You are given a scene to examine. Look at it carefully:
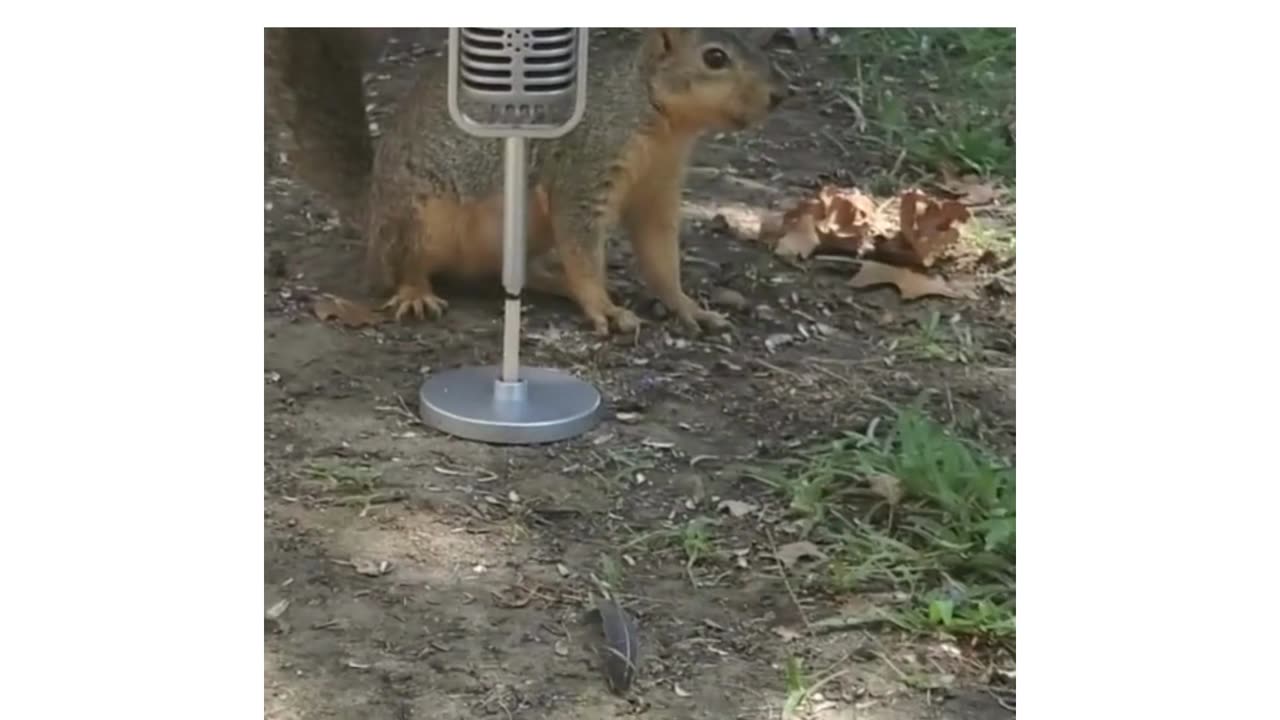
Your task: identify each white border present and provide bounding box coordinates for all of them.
[6,5,1278,719]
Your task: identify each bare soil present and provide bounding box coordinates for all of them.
[265,30,1015,720]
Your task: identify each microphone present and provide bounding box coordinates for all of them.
[448,28,588,138]
[418,29,601,446]
[447,28,589,383]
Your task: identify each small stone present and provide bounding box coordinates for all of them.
[710,288,748,311]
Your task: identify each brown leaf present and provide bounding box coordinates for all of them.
[713,207,766,242]
[867,473,904,506]
[774,541,828,569]
[849,260,970,301]
[313,294,383,328]
[939,167,1007,206]
[898,190,970,267]
[815,185,880,255]
[774,213,821,260]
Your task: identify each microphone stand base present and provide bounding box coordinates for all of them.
[418,365,603,445]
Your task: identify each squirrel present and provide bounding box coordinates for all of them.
[265,28,789,335]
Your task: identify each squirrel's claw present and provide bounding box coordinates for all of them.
[383,286,449,322]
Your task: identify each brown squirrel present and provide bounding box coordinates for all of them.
[265,28,789,335]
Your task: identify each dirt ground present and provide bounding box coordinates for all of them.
[265,30,1015,720]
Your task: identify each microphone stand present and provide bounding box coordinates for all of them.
[418,28,602,446]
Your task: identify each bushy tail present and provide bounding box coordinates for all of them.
[265,28,375,225]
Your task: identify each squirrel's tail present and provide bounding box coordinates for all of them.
[265,28,375,225]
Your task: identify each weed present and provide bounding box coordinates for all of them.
[830,29,1016,181]
[299,459,380,496]
[750,407,1015,638]
[893,310,976,363]
[782,657,809,717]
[599,553,625,591]
[680,517,714,567]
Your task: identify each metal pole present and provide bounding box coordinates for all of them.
[500,135,526,384]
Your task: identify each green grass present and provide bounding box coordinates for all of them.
[829,28,1016,182]
[892,310,976,364]
[749,406,1016,639]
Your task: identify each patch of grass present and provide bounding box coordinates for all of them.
[749,407,1015,639]
[892,310,977,364]
[680,516,714,567]
[299,459,381,496]
[830,28,1016,181]
[599,553,625,590]
[782,656,809,717]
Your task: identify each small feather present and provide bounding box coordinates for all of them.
[595,598,640,693]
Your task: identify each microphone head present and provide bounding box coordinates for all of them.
[447,28,589,139]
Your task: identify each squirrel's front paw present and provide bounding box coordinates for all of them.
[383,285,449,322]
[582,304,642,337]
[673,298,732,334]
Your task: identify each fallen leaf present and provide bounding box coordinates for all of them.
[758,211,786,244]
[897,190,970,267]
[867,473,904,506]
[939,167,1007,206]
[712,207,765,241]
[352,559,390,577]
[773,213,821,260]
[265,599,290,620]
[772,625,803,641]
[313,294,383,328]
[774,541,828,569]
[765,333,796,353]
[849,260,970,301]
[554,639,569,656]
[717,499,759,518]
[815,185,880,254]
[674,683,692,698]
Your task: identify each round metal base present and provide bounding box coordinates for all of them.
[419,365,603,445]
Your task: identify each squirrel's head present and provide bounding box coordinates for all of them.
[644,28,791,132]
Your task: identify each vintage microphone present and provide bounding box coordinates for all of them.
[418,28,603,445]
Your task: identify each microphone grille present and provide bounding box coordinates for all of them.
[458,28,579,96]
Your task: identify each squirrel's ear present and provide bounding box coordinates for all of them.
[651,28,697,56]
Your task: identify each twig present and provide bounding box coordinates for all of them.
[808,613,889,634]
[820,128,849,156]
[986,686,1016,712]
[764,528,812,633]
[804,359,855,387]
[751,358,807,383]
[889,148,908,178]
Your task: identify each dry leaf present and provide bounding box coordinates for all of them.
[265,599,290,620]
[867,473,904,506]
[774,213,821,260]
[772,625,803,642]
[352,559,390,577]
[849,260,969,301]
[939,167,1007,206]
[898,191,970,267]
[815,185,879,254]
[717,499,759,518]
[713,207,766,241]
[313,294,383,328]
[774,541,828,569]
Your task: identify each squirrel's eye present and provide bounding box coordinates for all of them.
[702,47,730,70]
